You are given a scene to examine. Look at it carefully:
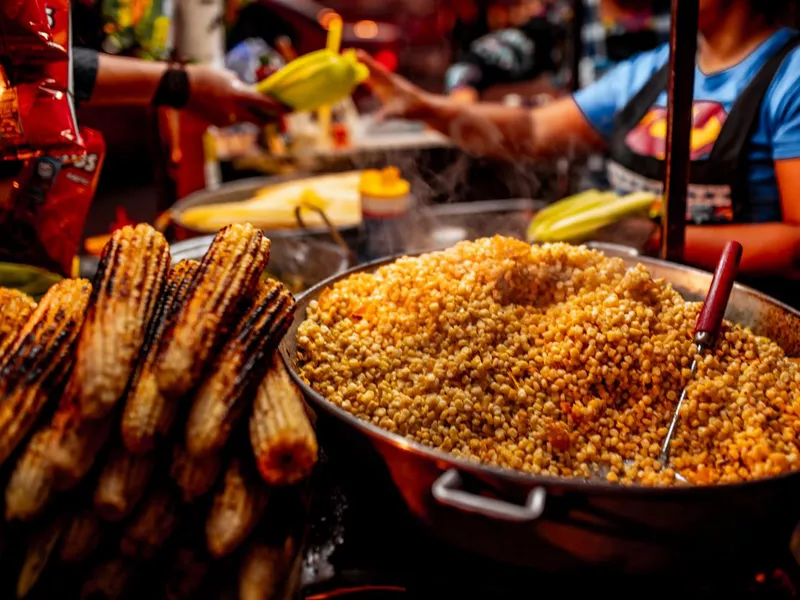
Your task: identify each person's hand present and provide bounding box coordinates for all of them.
[355,50,430,121]
[185,64,287,127]
[449,86,479,105]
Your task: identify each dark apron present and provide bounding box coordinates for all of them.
[606,34,800,307]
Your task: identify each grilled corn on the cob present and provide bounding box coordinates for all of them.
[250,356,317,486]
[0,288,36,357]
[170,443,222,503]
[5,429,56,521]
[80,558,135,600]
[47,380,112,490]
[59,510,102,563]
[206,458,270,558]
[239,536,296,600]
[120,486,179,559]
[94,444,155,521]
[156,224,270,399]
[0,279,92,466]
[76,224,170,419]
[121,260,199,455]
[186,280,295,457]
[17,516,64,598]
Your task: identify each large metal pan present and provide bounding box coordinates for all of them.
[280,242,800,576]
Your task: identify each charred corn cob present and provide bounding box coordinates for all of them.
[80,558,135,600]
[239,536,296,600]
[5,428,56,521]
[94,444,155,521]
[170,443,222,503]
[0,288,36,357]
[0,279,92,466]
[17,516,64,598]
[250,356,317,486]
[76,224,170,419]
[59,510,102,563]
[121,260,200,455]
[163,546,210,600]
[206,458,270,558]
[186,280,295,457]
[47,379,112,491]
[156,224,270,399]
[120,486,179,559]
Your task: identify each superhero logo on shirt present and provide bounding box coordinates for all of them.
[624,101,729,160]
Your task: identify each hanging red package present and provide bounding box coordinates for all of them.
[0,128,105,276]
[0,0,67,61]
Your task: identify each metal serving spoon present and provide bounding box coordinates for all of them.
[660,241,743,481]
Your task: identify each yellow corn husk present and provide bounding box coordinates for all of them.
[156,224,270,400]
[257,49,368,112]
[527,190,615,241]
[185,280,295,458]
[529,191,657,243]
[17,516,64,598]
[0,278,92,466]
[121,259,199,455]
[76,224,170,419]
[238,536,296,600]
[205,457,270,558]
[5,428,56,522]
[59,510,102,564]
[250,355,317,486]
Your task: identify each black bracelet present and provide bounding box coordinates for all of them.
[152,67,190,109]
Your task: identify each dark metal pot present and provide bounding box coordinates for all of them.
[280,242,800,576]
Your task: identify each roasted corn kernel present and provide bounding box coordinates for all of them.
[93,444,155,521]
[297,238,800,486]
[122,260,200,455]
[76,224,170,419]
[0,278,91,465]
[206,457,269,558]
[250,355,317,486]
[0,288,36,357]
[156,224,270,399]
[186,280,295,457]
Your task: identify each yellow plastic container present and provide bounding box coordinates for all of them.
[359,168,412,260]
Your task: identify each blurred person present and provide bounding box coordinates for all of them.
[444,0,672,103]
[357,0,800,301]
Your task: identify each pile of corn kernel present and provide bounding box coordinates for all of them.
[296,237,800,486]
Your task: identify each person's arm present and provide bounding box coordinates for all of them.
[359,51,604,160]
[682,159,800,276]
[76,49,285,126]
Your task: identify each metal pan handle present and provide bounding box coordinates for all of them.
[432,469,546,523]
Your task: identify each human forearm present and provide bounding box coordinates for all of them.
[86,53,169,106]
[685,224,800,276]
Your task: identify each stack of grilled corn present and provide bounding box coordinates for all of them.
[0,223,317,599]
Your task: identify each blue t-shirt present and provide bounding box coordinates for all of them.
[573,28,800,223]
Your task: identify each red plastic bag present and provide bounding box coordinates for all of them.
[0,67,82,160]
[0,0,67,61]
[0,128,105,276]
